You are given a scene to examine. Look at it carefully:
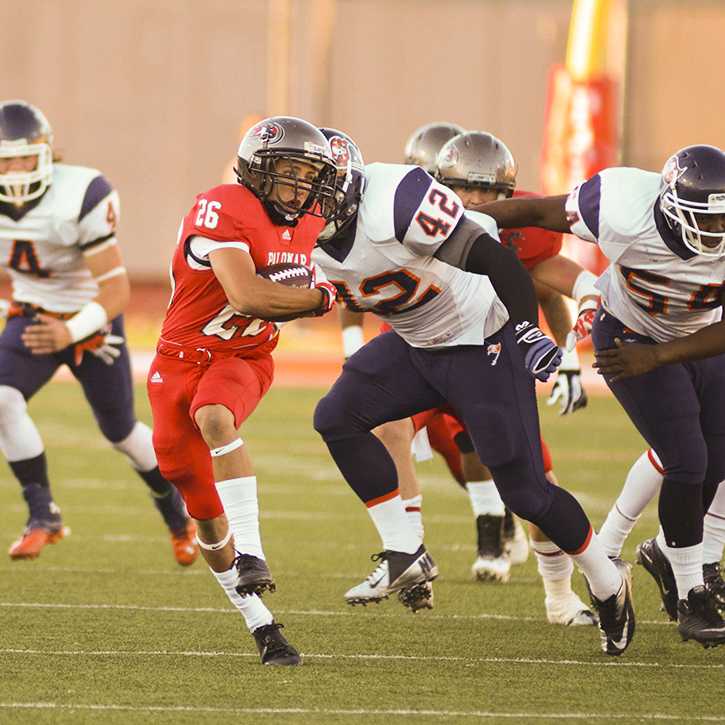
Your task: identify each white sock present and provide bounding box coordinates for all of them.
[216,476,264,560]
[210,566,273,632]
[402,495,424,543]
[0,385,44,460]
[704,480,725,565]
[598,450,663,558]
[367,494,420,554]
[466,480,505,517]
[532,539,574,597]
[111,421,158,471]
[570,530,622,601]
[657,529,703,599]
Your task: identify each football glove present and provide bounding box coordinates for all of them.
[74,328,125,366]
[310,263,338,317]
[514,321,562,382]
[547,347,588,415]
[565,297,599,351]
[0,299,9,319]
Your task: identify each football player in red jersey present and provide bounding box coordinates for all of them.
[147,116,339,666]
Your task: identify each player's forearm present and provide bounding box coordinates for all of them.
[537,289,572,347]
[476,195,570,232]
[228,277,323,320]
[94,273,130,320]
[651,321,725,367]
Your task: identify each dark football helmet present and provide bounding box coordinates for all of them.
[403,121,466,173]
[660,144,725,257]
[435,131,517,198]
[235,116,339,221]
[318,127,365,241]
[0,100,54,205]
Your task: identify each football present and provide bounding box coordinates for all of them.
[256,263,313,288]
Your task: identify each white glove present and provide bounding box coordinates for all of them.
[89,333,125,365]
[0,299,10,319]
[547,347,588,415]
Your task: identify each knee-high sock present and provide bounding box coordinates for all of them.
[704,480,725,565]
[210,566,273,632]
[216,477,264,560]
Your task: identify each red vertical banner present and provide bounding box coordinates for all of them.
[541,65,618,274]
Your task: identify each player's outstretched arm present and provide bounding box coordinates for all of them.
[474,195,570,232]
[209,247,332,320]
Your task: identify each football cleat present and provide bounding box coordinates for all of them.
[171,521,199,567]
[545,593,597,626]
[703,562,725,613]
[398,580,434,613]
[588,558,635,656]
[344,545,438,610]
[503,508,529,565]
[9,521,68,560]
[472,514,511,582]
[252,622,302,666]
[677,586,725,648]
[635,537,678,621]
[234,553,276,596]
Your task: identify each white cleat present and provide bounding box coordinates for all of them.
[545,593,598,626]
[345,545,438,611]
[472,554,511,583]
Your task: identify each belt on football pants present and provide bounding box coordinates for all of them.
[156,341,249,365]
[8,301,75,321]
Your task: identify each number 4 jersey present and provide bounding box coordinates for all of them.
[160,183,323,352]
[312,162,508,348]
[566,167,725,342]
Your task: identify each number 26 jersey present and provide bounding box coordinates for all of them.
[312,163,508,349]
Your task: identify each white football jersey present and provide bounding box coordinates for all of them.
[566,167,725,342]
[312,162,508,348]
[0,163,120,313]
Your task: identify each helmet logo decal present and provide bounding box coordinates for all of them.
[438,145,459,169]
[328,135,351,168]
[251,121,285,145]
[663,154,687,188]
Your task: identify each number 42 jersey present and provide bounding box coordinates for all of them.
[312,163,508,348]
[566,167,725,343]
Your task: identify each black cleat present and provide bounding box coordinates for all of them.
[234,553,276,596]
[588,558,635,656]
[677,586,725,648]
[252,622,302,666]
[635,537,678,621]
[703,562,725,614]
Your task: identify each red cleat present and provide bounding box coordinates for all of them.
[9,525,68,560]
[171,521,199,566]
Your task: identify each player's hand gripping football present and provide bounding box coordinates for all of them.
[547,347,588,415]
[310,263,338,317]
[514,321,562,382]
[21,313,73,355]
[565,296,599,352]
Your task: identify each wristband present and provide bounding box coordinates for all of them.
[342,325,365,358]
[65,301,108,343]
[572,270,599,303]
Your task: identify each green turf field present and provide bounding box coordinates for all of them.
[0,384,723,724]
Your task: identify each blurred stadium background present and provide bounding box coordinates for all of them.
[2,0,724,387]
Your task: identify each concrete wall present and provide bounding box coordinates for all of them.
[1,0,723,278]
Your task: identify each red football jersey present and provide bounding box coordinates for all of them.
[159,184,324,352]
[499,190,563,271]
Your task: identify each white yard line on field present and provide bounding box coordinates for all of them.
[0,599,680,627]
[0,703,722,721]
[0,647,722,671]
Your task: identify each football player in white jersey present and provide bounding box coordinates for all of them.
[0,100,197,564]
[312,131,635,656]
[478,144,725,647]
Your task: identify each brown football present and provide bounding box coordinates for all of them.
[256,263,313,288]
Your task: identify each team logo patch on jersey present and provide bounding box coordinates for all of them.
[252,121,285,145]
[486,342,502,366]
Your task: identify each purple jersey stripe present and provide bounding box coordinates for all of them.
[79,175,113,221]
[577,174,601,240]
[393,167,433,242]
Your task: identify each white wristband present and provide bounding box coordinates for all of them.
[342,325,365,358]
[572,270,599,303]
[65,301,108,343]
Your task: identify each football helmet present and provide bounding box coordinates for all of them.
[659,144,725,257]
[235,116,338,221]
[435,131,517,198]
[403,121,466,173]
[0,100,54,205]
[318,127,365,240]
